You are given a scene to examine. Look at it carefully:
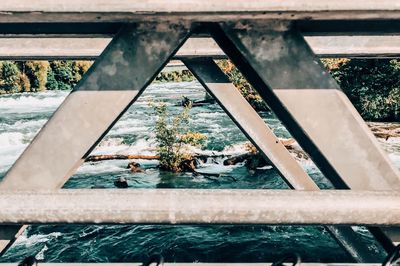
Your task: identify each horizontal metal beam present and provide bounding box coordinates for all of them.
[0,262,381,266]
[1,1,400,22]
[0,36,399,60]
[1,21,400,36]
[0,38,224,60]
[307,36,400,58]
[0,190,399,226]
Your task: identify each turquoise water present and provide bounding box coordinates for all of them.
[0,82,399,263]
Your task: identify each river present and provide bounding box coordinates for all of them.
[0,82,399,263]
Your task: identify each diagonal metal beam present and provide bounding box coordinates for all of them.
[183,58,316,190]
[209,21,400,190]
[183,57,381,263]
[0,22,191,256]
[207,21,399,254]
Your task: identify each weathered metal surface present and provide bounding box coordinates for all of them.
[1,1,400,22]
[307,36,400,58]
[0,38,224,60]
[0,190,398,225]
[0,262,381,266]
[208,20,399,252]
[0,22,190,256]
[1,20,400,37]
[0,22,190,190]
[210,21,400,191]
[183,58,380,262]
[183,58,316,190]
[1,36,400,59]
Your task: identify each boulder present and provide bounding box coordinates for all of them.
[114,177,129,188]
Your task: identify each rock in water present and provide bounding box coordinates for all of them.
[127,161,144,173]
[91,185,106,189]
[142,253,164,266]
[18,256,37,266]
[180,158,197,172]
[114,177,128,188]
[181,96,193,107]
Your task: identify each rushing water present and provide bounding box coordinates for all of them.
[0,82,399,263]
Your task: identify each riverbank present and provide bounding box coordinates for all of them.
[0,59,398,121]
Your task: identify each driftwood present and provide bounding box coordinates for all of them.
[368,123,400,140]
[179,96,216,108]
[223,152,253,166]
[85,138,305,170]
[127,161,144,173]
[85,154,159,162]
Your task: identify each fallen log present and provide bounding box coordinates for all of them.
[85,138,308,172]
[368,123,400,140]
[85,154,159,162]
[223,152,252,166]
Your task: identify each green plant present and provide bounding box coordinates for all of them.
[216,60,269,111]
[153,102,207,172]
[24,61,49,91]
[0,61,22,93]
[322,58,400,121]
[49,61,75,90]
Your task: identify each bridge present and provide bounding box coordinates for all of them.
[0,1,399,265]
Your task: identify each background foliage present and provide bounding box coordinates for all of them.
[0,60,93,93]
[0,59,399,121]
[322,58,400,121]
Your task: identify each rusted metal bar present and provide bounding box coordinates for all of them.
[0,190,398,225]
[0,22,190,256]
[183,58,382,262]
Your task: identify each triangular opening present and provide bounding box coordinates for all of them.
[66,63,287,190]
[0,60,86,181]
[0,60,354,263]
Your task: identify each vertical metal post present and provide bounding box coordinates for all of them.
[183,57,381,262]
[0,22,191,256]
[207,21,397,254]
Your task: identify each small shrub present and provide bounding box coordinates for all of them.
[153,102,207,172]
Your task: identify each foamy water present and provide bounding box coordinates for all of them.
[0,82,399,263]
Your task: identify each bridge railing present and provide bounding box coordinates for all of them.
[0,2,399,264]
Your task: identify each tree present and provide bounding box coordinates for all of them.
[0,61,22,93]
[49,61,75,90]
[323,59,400,121]
[46,67,59,90]
[24,61,49,91]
